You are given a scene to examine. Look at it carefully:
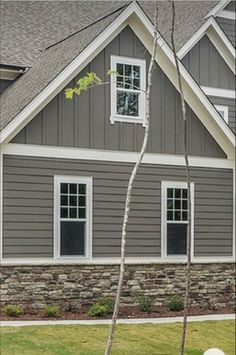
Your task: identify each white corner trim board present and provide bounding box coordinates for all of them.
[1,143,235,169]
[0,1,235,158]
[201,87,236,99]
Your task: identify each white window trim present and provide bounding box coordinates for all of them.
[110,55,146,125]
[201,86,236,99]
[161,181,195,260]
[214,105,229,123]
[54,175,92,260]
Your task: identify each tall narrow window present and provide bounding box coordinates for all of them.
[110,56,146,124]
[162,181,194,258]
[54,176,92,258]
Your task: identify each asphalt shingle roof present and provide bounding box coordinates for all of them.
[0,1,219,133]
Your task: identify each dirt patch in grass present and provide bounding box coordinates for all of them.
[0,305,234,321]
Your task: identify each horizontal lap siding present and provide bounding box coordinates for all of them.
[208,96,236,133]
[2,155,233,258]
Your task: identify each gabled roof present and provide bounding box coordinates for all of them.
[0,1,234,158]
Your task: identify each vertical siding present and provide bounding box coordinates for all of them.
[208,96,236,133]
[2,155,233,259]
[11,26,226,159]
[216,17,235,46]
[182,35,235,89]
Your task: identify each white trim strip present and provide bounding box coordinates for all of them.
[1,257,235,266]
[201,86,236,99]
[1,144,234,169]
[204,0,230,18]
[217,9,236,20]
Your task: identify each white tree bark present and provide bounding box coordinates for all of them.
[170,2,192,355]
[104,4,159,355]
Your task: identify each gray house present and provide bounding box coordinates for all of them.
[0,0,235,309]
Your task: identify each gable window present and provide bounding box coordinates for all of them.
[162,181,194,258]
[214,105,229,123]
[110,55,146,125]
[54,176,92,259]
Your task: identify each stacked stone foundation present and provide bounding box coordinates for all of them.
[0,263,235,310]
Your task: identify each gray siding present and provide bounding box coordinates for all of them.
[224,1,235,11]
[216,17,235,46]
[208,96,236,133]
[182,35,235,90]
[12,26,226,159]
[2,155,233,258]
[0,79,11,93]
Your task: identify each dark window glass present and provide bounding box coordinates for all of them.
[133,78,140,90]
[79,184,86,195]
[117,76,123,88]
[175,211,181,221]
[133,65,140,78]
[167,211,173,221]
[61,195,68,206]
[117,92,139,117]
[61,208,68,218]
[79,196,86,206]
[79,208,86,219]
[182,200,187,210]
[70,184,77,194]
[117,63,123,75]
[69,208,77,218]
[61,183,68,194]
[69,196,77,206]
[125,64,131,76]
[175,189,181,198]
[125,77,132,89]
[182,211,188,221]
[167,199,173,209]
[175,199,181,209]
[167,224,187,255]
[167,188,173,198]
[61,221,85,256]
[182,189,187,198]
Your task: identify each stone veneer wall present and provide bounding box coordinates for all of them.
[0,263,235,309]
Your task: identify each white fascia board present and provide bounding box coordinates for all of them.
[204,0,230,18]
[0,1,235,155]
[1,143,235,169]
[178,17,235,74]
[217,9,236,20]
[201,86,236,98]
[0,68,22,81]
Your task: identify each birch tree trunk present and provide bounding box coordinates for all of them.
[104,4,159,355]
[170,2,192,355]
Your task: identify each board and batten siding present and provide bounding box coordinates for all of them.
[208,96,235,133]
[182,35,235,90]
[216,18,235,47]
[2,155,233,259]
[12,26,226,159]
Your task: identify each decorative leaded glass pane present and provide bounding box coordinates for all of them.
[117,92,139,117]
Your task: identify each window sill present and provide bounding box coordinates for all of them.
[110,115,146,126]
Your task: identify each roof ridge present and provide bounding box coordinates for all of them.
[45,3,130,51]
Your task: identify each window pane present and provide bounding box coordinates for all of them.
[79,184,86,195]
[182,200,187,210]
[167,223,187,255]
[69,195,77,207]
[117,63,123,75]
[117,92,139,117]
[117,76,123,88]
[125,64,131,76]
[79,208,86,219]
[182,189,187,198]
[167,199,173,209]
[61,183,68,194]
[125,77,132,89]
[61,208,68,218]
[175,211,181,221]
[133,78,140,90]
[167,188,173,198]
[133,65,140,78]
[175,199,181,209]
[175,189,181,198]
[182,211,188,221]
[167,211,173,221]
[61,221,85,256]
[79,196,86,206]
[69,184,77,194]
[69,208,77,218]
[61,195,68,206]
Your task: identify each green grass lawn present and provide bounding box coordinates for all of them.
[0,321,235,355]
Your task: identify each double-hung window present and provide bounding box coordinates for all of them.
[110,56,146,125]
[54,176,92,259]
[162,181,194,258]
